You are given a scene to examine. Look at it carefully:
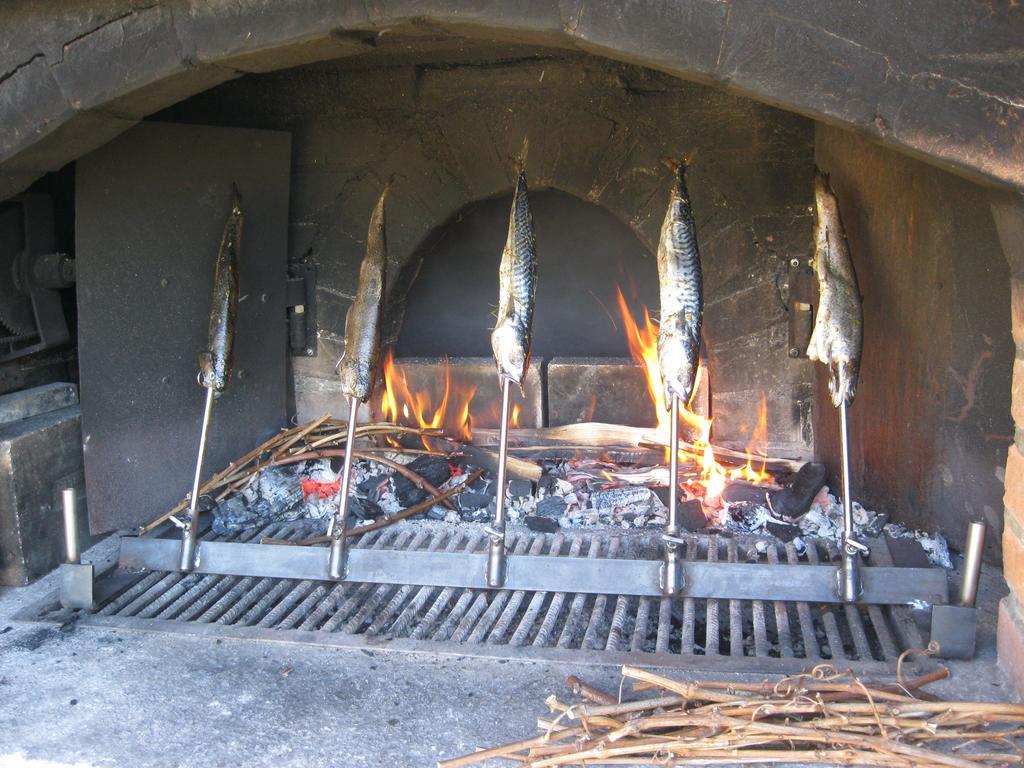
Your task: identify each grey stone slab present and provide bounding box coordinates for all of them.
[0,382,78,426]
[547,357,656,428]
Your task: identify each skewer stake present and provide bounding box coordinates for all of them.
[327,395,360,580]
[486,378,513,588]
[661,393,683,595]
[179,385,216,572]
[838,399,864,602]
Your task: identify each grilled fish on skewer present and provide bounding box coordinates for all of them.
[491,163,537,389]
[807,170,862,407]
[337,189,387,402]
[656,159,704,409]
[199,185,243,397]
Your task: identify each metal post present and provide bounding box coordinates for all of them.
[959,521,986,607]
[59,486,94,610]
[62,488,79,564]
[179,386,215,572]
[838,399,864,602]
[486,378,512,588]
[661,393,683,595]
[327,396,360,580]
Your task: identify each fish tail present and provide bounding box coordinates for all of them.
[516,137,530,174]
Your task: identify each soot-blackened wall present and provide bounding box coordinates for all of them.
[815,124,1014,556]
[159,45,818,457]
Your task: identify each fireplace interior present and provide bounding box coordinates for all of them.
[1,12,1022,714]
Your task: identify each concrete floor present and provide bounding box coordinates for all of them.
[0,534,1017,768]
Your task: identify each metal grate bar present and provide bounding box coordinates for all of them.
[509,534,564,647]
[605,538,634,652]
[557,537,602,649]
[27,523,933,675]
[582,537,619,650]
[806,543,845,658]
[486,534,548,644]
[704,538,720,656]
[786,542,820,659]
[767,544,795,658]
[728,539,744,657]
[409,532,485,641]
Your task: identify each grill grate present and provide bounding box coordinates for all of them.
[26,521,927,674]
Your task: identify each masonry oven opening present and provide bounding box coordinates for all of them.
[4,34,1017,670]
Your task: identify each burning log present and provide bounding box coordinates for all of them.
[440,663,1024,768]
[454,442,542,483]
[473,422,803,474]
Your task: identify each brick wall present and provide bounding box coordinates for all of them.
[996,203,1024,692]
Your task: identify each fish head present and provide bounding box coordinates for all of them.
[491,323,527,385]
[828,359,860,408]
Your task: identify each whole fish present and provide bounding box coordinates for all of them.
[491,165,537,389]
[806,170,862,407]
[198,185,243,398]
[337,188,387,402]
[656,160,703,409]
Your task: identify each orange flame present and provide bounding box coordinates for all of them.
[380,350,476,448]
[614,287,771,502]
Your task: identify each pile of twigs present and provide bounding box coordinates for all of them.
[441,664,1024,768]
[139,414,446,534]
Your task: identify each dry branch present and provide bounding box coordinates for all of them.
[440,663,1023,768]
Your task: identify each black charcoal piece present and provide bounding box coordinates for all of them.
[426,506,448,520]
[525,515,560,533]
[769,462,827,519]
[766,521,801,541]
[357,474,388,496]
[348,497,384,521]
[408,455,452,487]
[678,498,710,531]
[536,496,567,517]
[457,492,493,512]
[723,482,769,505]
[507,479,533,499]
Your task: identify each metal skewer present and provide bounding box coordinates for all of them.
[838,398,866,601]
[661,393,683,595]
[327,395,360,580]
[179,385,215,571]
[486,377,513,588]
[178,186,243,573]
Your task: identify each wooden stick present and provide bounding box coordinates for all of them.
[437,725,585,768]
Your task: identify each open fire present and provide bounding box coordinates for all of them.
[377,286,773,514]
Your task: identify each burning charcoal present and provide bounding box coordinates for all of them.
[723,482,769,505]
[457,492,493,512]
[536,496,567,518]
[525,515,560,533]
[508,479,534,499]
[770,462,827,519]
[766,521,801,542]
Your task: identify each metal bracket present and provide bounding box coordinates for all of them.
[786,259,816,359]
[286,262,318,357]
[59,562,95,610]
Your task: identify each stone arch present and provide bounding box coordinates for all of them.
[1,1,1022,203]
